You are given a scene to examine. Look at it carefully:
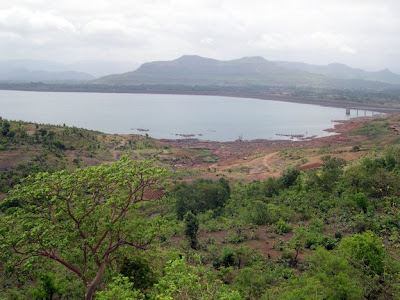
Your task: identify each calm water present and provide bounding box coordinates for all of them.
[0,90,375,141]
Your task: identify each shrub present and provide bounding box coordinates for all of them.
[274,219,292,234]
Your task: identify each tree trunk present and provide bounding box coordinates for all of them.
[85,264,106,300]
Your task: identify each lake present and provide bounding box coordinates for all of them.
[0,90,375,141]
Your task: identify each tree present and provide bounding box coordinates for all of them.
[319,155,346,191]
[95,275,143,300]
[174,179,229,219]
[184,211,199,249]
[0,156,167,300]
[31,273,60,300]
[151,257,243,300]
[339,231,385,276]
[1,121,10,137]
[289,226,308,261]
[280,168,300,189]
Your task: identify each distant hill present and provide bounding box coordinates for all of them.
[93,55,400,89]
[0,59,139,82]
[0,60,95,82]
[275,61,400,85]
[94,55,327,86]
[67,60,139,77]
[0,69,95,82]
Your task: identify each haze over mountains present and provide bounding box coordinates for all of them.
[276,61,400,85]
[0,59,139,82]
[2,56,400,89]
[94,55,400,89]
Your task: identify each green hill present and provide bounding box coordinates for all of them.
[94,55,400,89]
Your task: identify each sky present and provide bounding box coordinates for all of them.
[0,0,400,74]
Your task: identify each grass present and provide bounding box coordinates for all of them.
[187,149,212,156]
[203,157,220,163]
[351,124,388,138]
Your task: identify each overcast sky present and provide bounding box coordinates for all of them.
[1,0,399,73]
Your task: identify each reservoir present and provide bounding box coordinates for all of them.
[0,90,375,142]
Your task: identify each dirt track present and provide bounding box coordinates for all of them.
[155,115,388,181]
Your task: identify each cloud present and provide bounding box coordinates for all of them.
[0,7,76,34]
[0,0,398,72]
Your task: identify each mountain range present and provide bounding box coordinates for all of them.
[94,55,400,89]
[275,61,400,85]
[1,56,400,89]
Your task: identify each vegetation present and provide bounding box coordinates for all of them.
[0,118,400,299]
[0,156,167,299]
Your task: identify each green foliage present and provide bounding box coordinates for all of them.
[150,257,243,300]
[233,267,267,299]
[174,179,230,220]
[31,274,60,300]
[1,124,400,299]
[95,275,143,300]
[279,168,300,189]
[184,211,199,249]
[1,121,10,137]
[221,246,236,267]
[274,219,292,234]
[246,202,290,225]
[352,124,387,138]
[120,257,157,291]
[289,226,307,260]
[349,192,368,213]
[339,231,385,276]
[276,248,364,299]
[0,156,167,299]
[316,155,346,191]
[276,230,400,299]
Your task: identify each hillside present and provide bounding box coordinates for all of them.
[1,114,400,299]
[276,61,400,84]
[94,55,400,89]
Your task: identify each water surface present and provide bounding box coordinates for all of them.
[0,90,375,141]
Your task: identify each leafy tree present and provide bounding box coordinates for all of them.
[0,156,167,300]
[1,121,10,137]
[321,155,346,172]
[218,177,231,195]
[289,226,308,261]
[261,177,280,198]
[174,179,229,219]
[120,257,156,291]
[339,231,385,276]
[95,275,143,300]
[151,257,243,300]
[352,192,368,213]
[233,267,267,299]
[318,155,346,191]
[31,274,60,300]
[306,248,363,299]
[275,262,362,300]
[221,246,236,267]
[246,200,269,225]
[246,201,283,225]
[274,219,292,234]
[184,212,199,249]
[279,168,300,189]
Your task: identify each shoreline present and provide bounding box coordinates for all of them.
[1,86,400,113]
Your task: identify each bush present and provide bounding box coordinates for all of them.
[221,247,236,267]
[174,179,230,220]
[120,257,156,291]
[184,212,199,249]
[274,219,292,234]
